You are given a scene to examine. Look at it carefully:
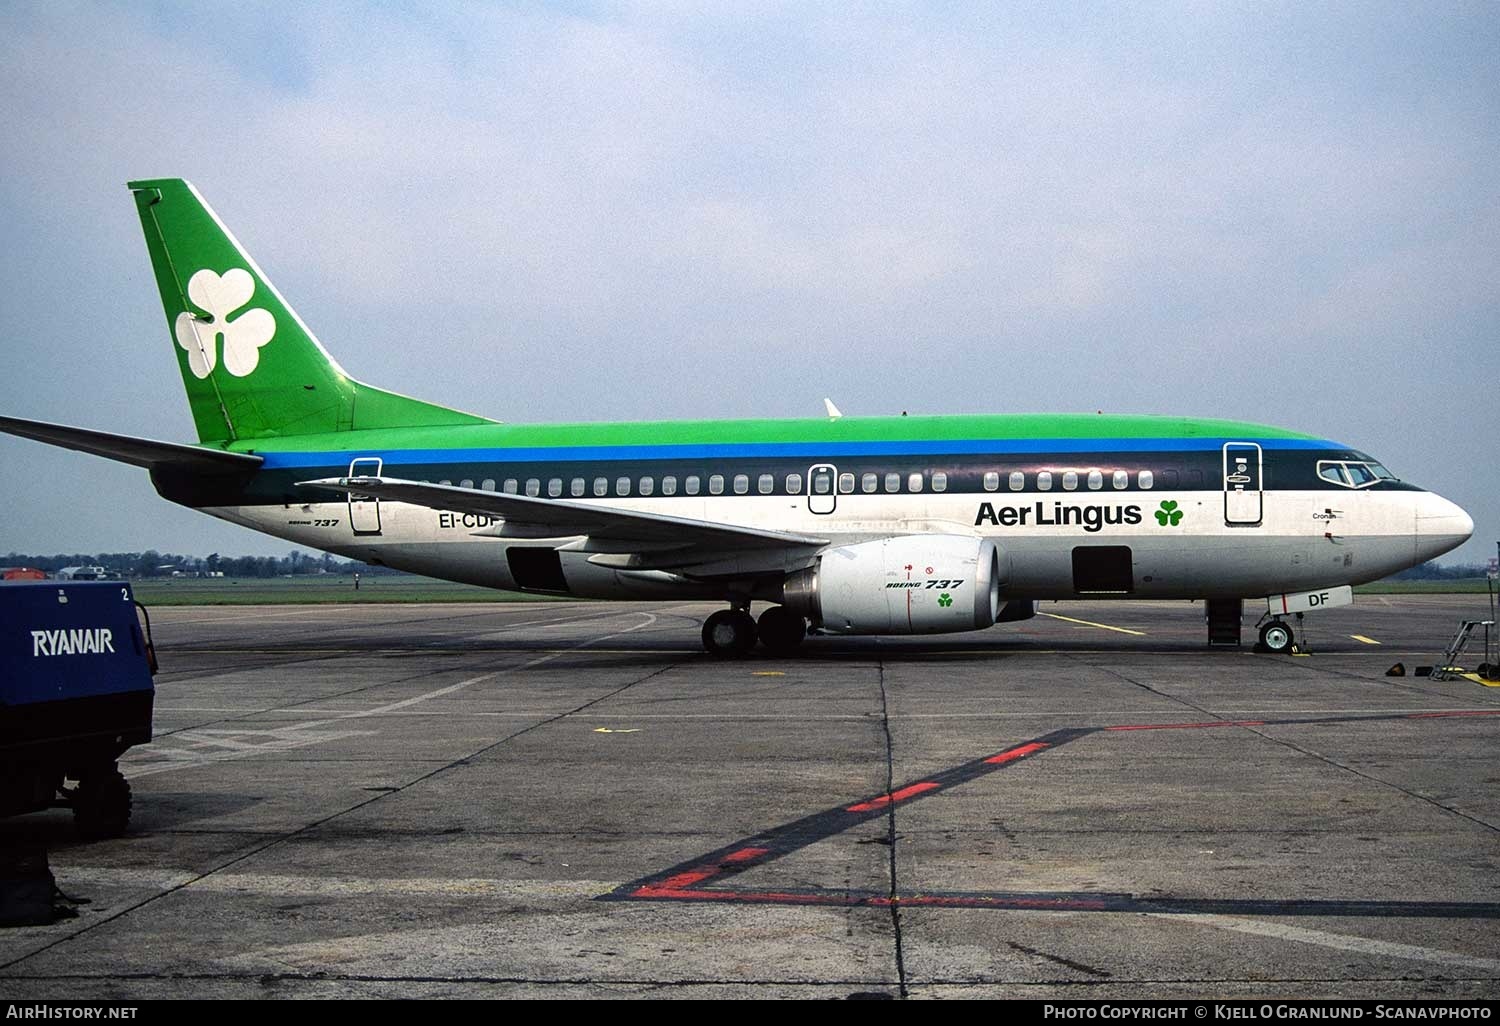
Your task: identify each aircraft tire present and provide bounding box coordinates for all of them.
[1259,620,1294,654]
[703,609,757,658]
[757,606,807,656]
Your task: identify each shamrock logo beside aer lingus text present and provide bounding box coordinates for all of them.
[1155,500,1184,526]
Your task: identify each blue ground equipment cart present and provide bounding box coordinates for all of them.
[1,581,157,837]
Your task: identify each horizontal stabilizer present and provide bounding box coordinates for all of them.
[0,415,263,473]
[297,476,827,551]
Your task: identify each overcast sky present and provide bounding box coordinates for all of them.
[1,3,1495,565]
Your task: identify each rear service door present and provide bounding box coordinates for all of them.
[348,457,383,535]
[1222,443,1262,526]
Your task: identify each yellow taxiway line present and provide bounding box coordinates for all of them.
[1039,612,1146,636]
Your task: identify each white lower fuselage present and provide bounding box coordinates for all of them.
[201,483,1472,603]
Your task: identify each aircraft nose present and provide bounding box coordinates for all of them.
[1414,492,1474,561]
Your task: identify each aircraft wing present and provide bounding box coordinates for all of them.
[297,476,828,570]
[0,415,264,472]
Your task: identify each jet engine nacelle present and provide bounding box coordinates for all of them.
[783,535,1003,635]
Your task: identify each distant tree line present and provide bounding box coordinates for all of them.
[1,550,407,579]
[1387,560,1490,581]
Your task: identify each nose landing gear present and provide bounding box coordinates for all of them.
[1257,619,1296,654]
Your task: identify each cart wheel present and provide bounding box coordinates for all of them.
[73,765,132,839]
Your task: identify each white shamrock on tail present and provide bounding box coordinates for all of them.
[173,269,276,378]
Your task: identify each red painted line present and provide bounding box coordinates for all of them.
[629,886,1112,911]
[632,847,772,897]
[984,741,1049,765]
[847,780,940,813]
[1406,711,1500,720]
[722,846,770,863]
[891,894,1111,910]
[1105,720,1266,731]
[655,868,719,891]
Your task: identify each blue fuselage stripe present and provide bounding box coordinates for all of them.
[257,437,1342,470]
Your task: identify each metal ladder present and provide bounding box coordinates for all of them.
[1431,620,1495,681]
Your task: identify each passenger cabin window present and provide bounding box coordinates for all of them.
[440,480,452,486]
[1062,471,1078,491]
[686,475,701,495]
[1087,470,1102,490]
[733,474,749,495]
[1037,471,1053,491]
[616,476,631,496]
[503,479,518,494]
[639,477,654,496]
[783,473,802,494]
[838,473,854,494]
[907,472,923,493]
[758,474,774,494]
[984,471,1000,492]
[1111,470,1127,490]
[884,472,900,493]
[862,473,878,493]
[547,478,562,497]
[570,478,585,497]
[525,479,540,497]
[932,472,947,492]
[662,476,677,496]
[709,475,724,495]
[1138,470,1153,490]
[481,479,496,491]
[1008,471,1024,491]
[460,479,474,490]
[593,477,608,496]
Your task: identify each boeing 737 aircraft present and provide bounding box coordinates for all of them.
[1,180,1475,656]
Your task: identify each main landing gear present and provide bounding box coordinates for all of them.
[701,605,807,658]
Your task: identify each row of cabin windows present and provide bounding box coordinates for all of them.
[983,469,1154,492]
[435,468,1155,497]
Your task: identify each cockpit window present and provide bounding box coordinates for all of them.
[1318,460,1389,489]
[1318,462,1350,487]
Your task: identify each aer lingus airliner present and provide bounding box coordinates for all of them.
[0,180,1474,656]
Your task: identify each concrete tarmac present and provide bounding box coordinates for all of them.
[2,595,1498,999]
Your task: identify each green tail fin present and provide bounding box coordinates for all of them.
[128,178,493,444]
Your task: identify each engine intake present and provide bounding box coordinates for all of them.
[783,535,1003,635]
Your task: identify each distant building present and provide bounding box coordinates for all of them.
[2,567,46,581]
[57,565,109,580]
